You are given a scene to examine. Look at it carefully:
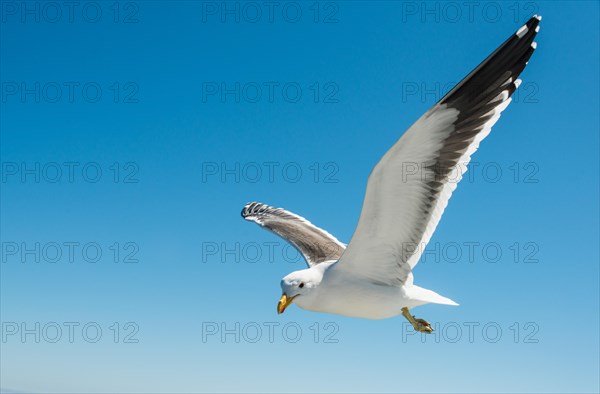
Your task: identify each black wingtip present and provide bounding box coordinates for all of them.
[241,202,257,218]
[518,15,542,38]
[241,201,272,219]
[438,13,541,112]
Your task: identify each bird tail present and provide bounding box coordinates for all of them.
[409,285,459,306]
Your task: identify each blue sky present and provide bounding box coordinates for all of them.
[1,1,598,393]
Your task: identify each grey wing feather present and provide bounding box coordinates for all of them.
[334,16,541,286]
[241,202,345,267]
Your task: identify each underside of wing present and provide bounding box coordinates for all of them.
[335,16,541,286]
[241,202,346,267]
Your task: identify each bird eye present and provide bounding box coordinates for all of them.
[299,282,305,288]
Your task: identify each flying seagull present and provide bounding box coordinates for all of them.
[242,16,541,333]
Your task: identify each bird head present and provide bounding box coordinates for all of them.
[277,269,318,314]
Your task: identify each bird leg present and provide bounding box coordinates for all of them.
[401,307,433,334]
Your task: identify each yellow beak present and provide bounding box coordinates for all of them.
[277,293,297,314]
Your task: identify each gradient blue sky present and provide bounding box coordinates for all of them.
[1,1,599,393]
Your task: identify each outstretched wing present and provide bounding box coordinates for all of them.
[334,16,541,286]
[242,202,346,267]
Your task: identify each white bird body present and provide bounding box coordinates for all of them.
[290,262,456,320]
[241,16,541,330]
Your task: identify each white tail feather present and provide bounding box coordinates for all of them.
[409,285,459,306]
